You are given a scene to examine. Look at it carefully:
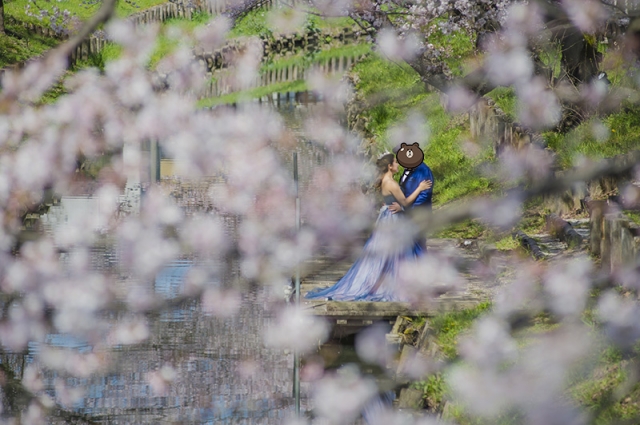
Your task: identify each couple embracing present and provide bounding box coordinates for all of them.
[305,143,434,302]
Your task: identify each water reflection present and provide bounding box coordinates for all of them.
[8,94,336,423]
[16,250,310,423]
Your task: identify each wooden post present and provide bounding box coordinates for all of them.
[602,216,612,270]
[620,223,636,266]
[610,218,623,272]
[587,200,605,257]
[293,151,301,417]
[150,140,160,183]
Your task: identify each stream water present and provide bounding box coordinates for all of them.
[15,93,344,424]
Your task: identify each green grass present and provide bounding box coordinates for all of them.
[228,7,272,38]
[518,199,547,234]
[543,104,640,169]
[305,13,356,31]
[429,302,493,360]
[410,303,492,413]
[197,79,308,107]
[0,21,60,67]
[4,0,168,28]
[228,6,358,39]
[625,211,640,226]
[486,87,517,122]
[198,42,369,106]
[569,343,640,425]
[422,94,493,204]
[494,235,519,251]
[261,42,371,72]
[435,220,486,239]
[26,9,363,105]
[424,20,477,77]
[352,54,493,206]
[424,306,640,425]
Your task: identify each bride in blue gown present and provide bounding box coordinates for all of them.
[305,153,432,302]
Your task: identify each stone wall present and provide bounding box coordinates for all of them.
[195,27,368,74]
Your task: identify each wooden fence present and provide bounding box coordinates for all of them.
[0,0,365,89]
[0,0,280,85]
[587,199,640,271]
[604,0,640,16]
[202,52,365,98]
[468,97,538,156]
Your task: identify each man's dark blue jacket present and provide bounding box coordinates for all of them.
[399,162,434,209]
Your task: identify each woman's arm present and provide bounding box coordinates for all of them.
[384,179,431,208]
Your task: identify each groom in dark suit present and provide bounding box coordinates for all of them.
[389,142,434,251]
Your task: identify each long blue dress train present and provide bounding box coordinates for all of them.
[305,195,424,302]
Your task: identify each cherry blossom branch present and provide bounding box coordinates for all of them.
[413,149,640,235]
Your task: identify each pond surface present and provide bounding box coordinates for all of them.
[18,94,343,424]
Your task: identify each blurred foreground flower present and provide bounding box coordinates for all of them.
[148,364,177,396]
[312,364,378,425]
[264,306,330,354]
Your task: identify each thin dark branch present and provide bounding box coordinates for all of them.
[412,150,640,235]
[54,0,116,60]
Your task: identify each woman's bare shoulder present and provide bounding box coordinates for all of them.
[380,175,399,195]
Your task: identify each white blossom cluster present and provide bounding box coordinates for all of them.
[0,0,639,423]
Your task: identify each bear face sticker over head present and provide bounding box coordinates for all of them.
[396,142,424,170]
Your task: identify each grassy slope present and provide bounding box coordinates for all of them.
[0,20,60,67]
[411,303,640,425]
[4,0,168,27]
[228,6,357,39]
[198,42,372,107]
[544,105,640,169]
[351,54,493,208]
[351,37,640,425]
